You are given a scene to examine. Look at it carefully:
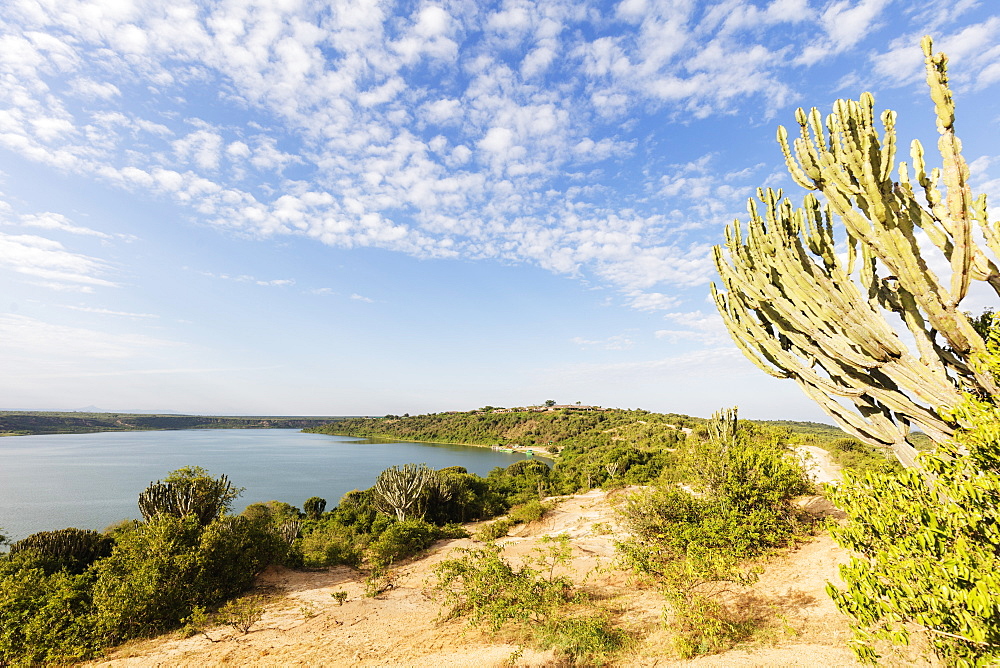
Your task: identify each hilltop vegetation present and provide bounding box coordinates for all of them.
[310,405,698,448]
[309,406,897,487]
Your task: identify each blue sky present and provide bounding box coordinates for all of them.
[1,0,998,420]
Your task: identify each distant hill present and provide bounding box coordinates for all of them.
[0,412,346,436]
[307,406,703,450]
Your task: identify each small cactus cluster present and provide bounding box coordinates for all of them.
[712,37,999,468]
[9,527,113,572]
[138,474,235,525]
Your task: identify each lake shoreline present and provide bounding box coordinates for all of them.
[316,431,557,460]
[0,429,531,542]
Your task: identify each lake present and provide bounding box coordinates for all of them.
[0,429,530,542]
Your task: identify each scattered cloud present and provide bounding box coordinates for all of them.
[0,0,995,317]
[571,334,634,350]
[196,270,295,287]
[350,293,374,303]
[0,232,117,290]
[654,310,730,345]
[15,212,111,238]
[0,313,174,359]
[60,305,159,318]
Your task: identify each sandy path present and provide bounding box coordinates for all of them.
[794,445,842,485]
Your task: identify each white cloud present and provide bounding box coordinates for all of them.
[61,305,159,318]
[798,0,891,66]
[571,334,634,350]
[68,77,121,99]
[654,309,729,344]
[173,128,224,170]
[0,232,117,289]
[0,314,172,360]
[350,293,374,302]
[2,0,989,321]
[16,212,111,238]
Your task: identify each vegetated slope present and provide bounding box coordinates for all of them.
[0,412,344,436]
[308,407,699,449]
[311,408,901,486]
[92,485,925,668]
[310,407,708,493]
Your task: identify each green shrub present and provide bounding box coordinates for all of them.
[433,542,576,633]
[616,455,809,660]
[536,614,627,666]
[217,595,265,634]
[508,498,553,524]
[90,513,284,643]
[433,539,625,664]
[300,522,364,567]
[667,593,757,659]
[0,562,100,665]
[364,566,394,597]
[475,518,513,541]
[367,519,437,566]
[827,382,1000,665]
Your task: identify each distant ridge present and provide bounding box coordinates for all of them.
[74,406,183,414]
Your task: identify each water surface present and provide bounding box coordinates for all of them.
[0,429,527,542]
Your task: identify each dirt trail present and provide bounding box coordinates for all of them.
[91,483,927,667]
[794,445,842,485]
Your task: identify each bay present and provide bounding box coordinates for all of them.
[0,429,529,542]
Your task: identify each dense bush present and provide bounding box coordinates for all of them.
[827,367,1000,665]
[303,496,327,520]
[0,560,99,665]
[0,468,290,665]
[367,519,439,566]
[299,521,366,568]
[615,417,812,658]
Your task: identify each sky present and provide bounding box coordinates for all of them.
[1,0,999,420]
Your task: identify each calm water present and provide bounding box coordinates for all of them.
[0,429,529,542]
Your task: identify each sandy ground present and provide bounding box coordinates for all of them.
[91,448,933,667]
[794,445,843,485]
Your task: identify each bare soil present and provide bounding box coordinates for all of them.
[90,449,935,667]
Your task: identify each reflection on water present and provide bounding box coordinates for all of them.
[0,429,528,542]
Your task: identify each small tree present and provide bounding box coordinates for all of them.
[303,496,327,520]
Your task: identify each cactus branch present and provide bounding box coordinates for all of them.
[712,37,997,467]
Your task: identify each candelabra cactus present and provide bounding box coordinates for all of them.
[9,527,113,573]
[371,463,434,521]
[712,37,999,468]
[708,407,739,452]
[138,472,236,526]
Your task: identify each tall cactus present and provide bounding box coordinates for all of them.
[712,37,999,468]
[371,463,435,521]
[138,472,236,526]
[708,407,739,452]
